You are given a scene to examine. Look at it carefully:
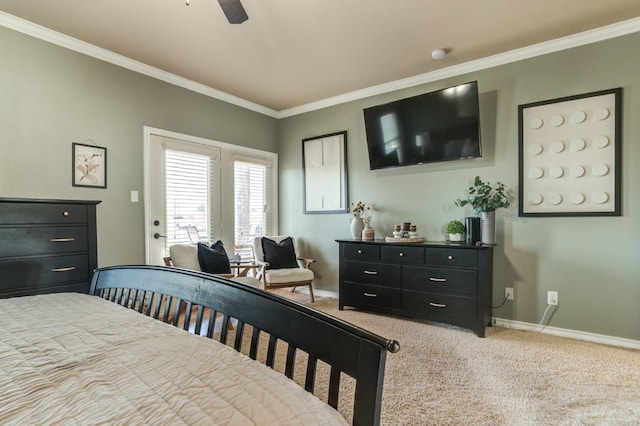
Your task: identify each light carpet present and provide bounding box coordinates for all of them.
[302,297,640,425]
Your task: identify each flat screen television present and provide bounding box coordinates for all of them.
[363,81,482,170]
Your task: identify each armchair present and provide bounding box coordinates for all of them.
[251,236,315,302]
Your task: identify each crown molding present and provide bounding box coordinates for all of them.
[277,16,640,118]
[0,11,279,118]
[2,11,639,119]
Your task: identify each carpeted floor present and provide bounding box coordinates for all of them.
[300,297,640,425]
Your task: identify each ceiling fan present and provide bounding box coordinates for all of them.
[185,0,249,24]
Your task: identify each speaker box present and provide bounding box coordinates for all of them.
[465,216,481,245]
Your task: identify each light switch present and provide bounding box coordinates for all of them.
[131,191,139,203]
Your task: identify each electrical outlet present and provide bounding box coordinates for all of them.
[547,291,558,306]
[505,287,514,300]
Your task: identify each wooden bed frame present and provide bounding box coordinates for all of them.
[90,265,399,426]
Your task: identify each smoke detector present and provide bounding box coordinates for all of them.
[431,48,447,60]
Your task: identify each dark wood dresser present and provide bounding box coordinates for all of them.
[337,239,493,337]
[0,198,101,298]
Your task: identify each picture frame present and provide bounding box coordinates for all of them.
[302,131,348,214]
[72,142,107,188]
[518,88,621,216]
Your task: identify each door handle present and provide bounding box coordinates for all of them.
[153,233,167,239]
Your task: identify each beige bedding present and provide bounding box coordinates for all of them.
[0,293,347,425]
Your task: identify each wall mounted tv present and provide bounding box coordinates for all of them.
[363,81,482,170]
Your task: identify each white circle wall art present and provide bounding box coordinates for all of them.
[550,141,565,153]
[549,166,564,178]
[529,143,543,155]
[570,139,586,151]
[571,111,587,124]
[592,136,610,149]
[549,114,564,127]
[548,193,563,205]
[530,194,543,205]
[592,164,609,177]
[570,192,585,205]
[592,192,609,204]
[593,107,610,121]
[529,117,543,129]
[569,166,585,178]
[529,167,544,179]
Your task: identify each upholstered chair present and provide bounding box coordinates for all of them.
[251,236,315,302]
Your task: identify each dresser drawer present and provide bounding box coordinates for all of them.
[403,266,477,297]
[0,203,88,225]
[381,245,424,264]
[343,260,401,287]
[0,227,88,257]
[402,290,476,327]
[0,254,90,291]
[427,248,477,268]
[342,282,401,309]
[342,243,380,261]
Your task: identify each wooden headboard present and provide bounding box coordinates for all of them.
[90,265,399,426]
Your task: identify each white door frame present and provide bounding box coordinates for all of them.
[143,126,279,264]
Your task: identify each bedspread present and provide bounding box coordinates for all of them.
[0,293,347,425]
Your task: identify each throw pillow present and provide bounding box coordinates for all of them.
[261,237,299,269]
[197,241,232,274]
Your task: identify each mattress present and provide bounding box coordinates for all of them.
[0,293,347,425]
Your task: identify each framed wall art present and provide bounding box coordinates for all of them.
[302,131,348,214]
[72,142,107,188]
[518,88,621,217]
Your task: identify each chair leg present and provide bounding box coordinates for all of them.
[308,283,315,303]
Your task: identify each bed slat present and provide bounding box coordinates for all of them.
[305,355,318,393]
[249,327,261,360]
[266,334,278,368]
[285,345,297,379]
[328,366,341,409]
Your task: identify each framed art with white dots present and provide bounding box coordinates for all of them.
[518,88,621,216]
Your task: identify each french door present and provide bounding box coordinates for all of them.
[146,133,221,265]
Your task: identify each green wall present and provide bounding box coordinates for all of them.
[0,26,277,267]
[2,24,638,341]
[277,32,640,340]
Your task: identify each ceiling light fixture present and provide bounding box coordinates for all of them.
[431,48,447,60]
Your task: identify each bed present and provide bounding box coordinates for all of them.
[0,265,399,425]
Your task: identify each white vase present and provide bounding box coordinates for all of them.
[480,211,496,245]
[350,217,364,239]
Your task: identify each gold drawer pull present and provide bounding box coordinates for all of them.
[429,302,446,308]
[364,293,378,298]
[51,267,76,272]
[429,277,447,282]
[63,211,70,217]
[50,238,75,242]
[363,270,378,275]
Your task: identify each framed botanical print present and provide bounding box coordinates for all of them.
[72,142,107,188]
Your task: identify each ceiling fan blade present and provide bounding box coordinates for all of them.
[217,0,249,24]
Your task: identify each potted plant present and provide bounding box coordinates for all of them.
[446,220,465,242]
[454,176,510,244]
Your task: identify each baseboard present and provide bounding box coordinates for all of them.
[493,317,640,350]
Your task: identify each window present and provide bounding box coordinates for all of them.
[233,159,273,260]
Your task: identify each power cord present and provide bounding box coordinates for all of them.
[492,295,509,309]
[536,304,554,331]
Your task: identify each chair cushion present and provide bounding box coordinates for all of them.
[264,268,314,284]
[169,244,201,271]
[197,241,232,274]
[261,237,299,269]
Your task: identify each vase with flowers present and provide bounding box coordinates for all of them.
[348,201,371,239]
[454,176,510,245]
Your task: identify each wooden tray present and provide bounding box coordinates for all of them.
[384,236,424,243]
